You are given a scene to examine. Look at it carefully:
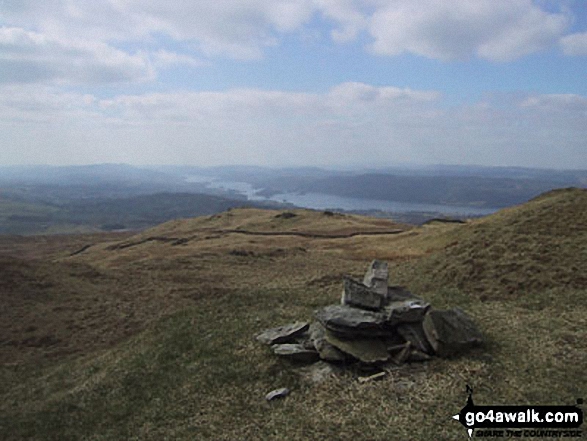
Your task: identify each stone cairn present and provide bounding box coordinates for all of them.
[256,260,483,375]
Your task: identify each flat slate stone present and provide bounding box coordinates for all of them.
[341,276,384,310]
[272,344,319,363]
[315,304,390,338]
[324,330,390,364]
[309,322,347,362]
[423,308,483,358]
[386,285,422,302]
[363,260,388,297]
[255,321,309,345]
[385,299,430,326]
[396,322,434,355]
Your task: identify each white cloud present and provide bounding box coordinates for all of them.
[0,0,575,62]
[368,0,569,61]
[1,83,585,168]
[0,27,153,84]
[150,50,205,69]
[560,31,587,55]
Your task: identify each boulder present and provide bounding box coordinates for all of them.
[309,322,347,362]
[324,330,390,364]
[340,276,384,310]
[422,308,483,358]
[315,304,390,338]
[272,344,319,363]
[396,322,434,355]
[362,260,388,297]
[255,322,309,345]
[385,299,430,326]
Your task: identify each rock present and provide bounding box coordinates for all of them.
[422,308,483,358]
[385,299,430,326]
[391,343,412,365]
[255,322,309,345]
[298,361,339,385]
[265,388,289,401]
[315,304,390,338]
[324,330,390,364]
[363,260,388,297]
[387,285,422,302]
[397,322,434,355]
[340,276,384,310]
[408,349,432,362]
[308,322,347,362]
[272,344,319,363]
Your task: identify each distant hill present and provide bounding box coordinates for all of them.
[0,192,274,235]
[288,174,583,208]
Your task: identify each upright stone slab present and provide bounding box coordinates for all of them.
[315,304,390,338]
[341,277,384,310]
[255,322,309,345]
[363,260,388,298]
[422,308,483,358]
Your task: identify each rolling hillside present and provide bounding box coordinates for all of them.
[0,190,585,440]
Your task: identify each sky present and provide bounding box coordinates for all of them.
[1,0,586,169]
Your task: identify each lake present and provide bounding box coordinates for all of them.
[186,176,498,217]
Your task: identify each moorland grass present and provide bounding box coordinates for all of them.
[1,192,585,440]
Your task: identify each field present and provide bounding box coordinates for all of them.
[1,189,585,440]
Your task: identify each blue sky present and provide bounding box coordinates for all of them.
[1,0,586,169]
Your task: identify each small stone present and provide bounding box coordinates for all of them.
[255,322,309,345]
[363,260,388,297]
[315,304,390,338]
[384,299,430,326]
[272,343,319,363]
[265,388,290,401]
[341,276,384,310]
[397,322,434,354]
[324,330,390,364]
[423,308,483,358]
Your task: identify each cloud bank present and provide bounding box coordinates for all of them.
[1,83,585,168]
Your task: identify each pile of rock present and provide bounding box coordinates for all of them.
[256,260,483,368]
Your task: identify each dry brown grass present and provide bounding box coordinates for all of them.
[0,193,585,440]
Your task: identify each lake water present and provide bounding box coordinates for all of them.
[186,176,498,217]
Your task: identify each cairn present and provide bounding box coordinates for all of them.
[256,260,483,368]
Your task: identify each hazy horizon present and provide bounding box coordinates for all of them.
[2,1,587,169]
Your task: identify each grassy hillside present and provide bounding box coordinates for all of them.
[0,192,585,440]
